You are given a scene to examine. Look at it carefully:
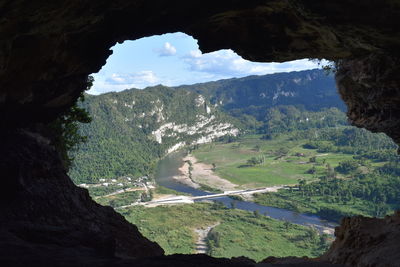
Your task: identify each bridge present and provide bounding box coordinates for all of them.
[192,187,282,200]
[128,186,284,207]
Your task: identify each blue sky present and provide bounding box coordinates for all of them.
[88,32,324,95]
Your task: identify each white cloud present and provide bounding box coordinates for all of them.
[183,49,322,77]
[107,71,158,85]
[88,71,160,94]
[156,42,177,56]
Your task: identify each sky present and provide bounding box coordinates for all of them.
[88,32,325,95]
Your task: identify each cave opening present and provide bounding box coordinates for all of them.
[2,1,400,266]
[68,32,399,261]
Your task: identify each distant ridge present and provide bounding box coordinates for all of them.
[70,69,345,183]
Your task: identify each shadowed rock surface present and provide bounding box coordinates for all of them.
[336,54,400,146]
[0,0,399,266]
[0,129,164,263]
[322,212,400,266]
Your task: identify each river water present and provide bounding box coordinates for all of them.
[155,151,337,234]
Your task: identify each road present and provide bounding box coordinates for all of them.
[124,186,283,207]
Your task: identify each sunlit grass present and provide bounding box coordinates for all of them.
[193,134,356,187]
[120,203,329,260]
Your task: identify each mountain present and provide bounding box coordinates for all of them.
[69,69,345,184]
[69,86,239,183]
[177,69,345,121]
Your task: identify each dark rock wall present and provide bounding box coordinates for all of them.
[322,212,400,266]
[0,128,164,264]
[1,0,400,266]
[337,54,400,146]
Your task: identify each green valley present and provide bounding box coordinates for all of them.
[65,69,399,262]
[193,133,355,188]
[69,69,343,185]
[191,127,399,222]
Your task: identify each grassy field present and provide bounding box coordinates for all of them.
[192,134,398,221]
[193,134,354,188]
[120,202,329,261]
[252,192,377,222]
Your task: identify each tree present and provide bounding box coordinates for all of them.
[212,163,217,171]
[211,201,225,210]
[109,199,117,208]
[140,192,152,202]
[306,166,317,174]
[335,160,359,174]
[298,179,307,188]
[188,165,193,180]
[326,163,336,178]
[276,147,289,157]
[208,230,221,248]
[247,156,264,166]
[48,75,93,170]
[283,220,290,230]
[298,179,307,197]
[247,157,258,166]
[261,134,272,140]
[253,210,261,218]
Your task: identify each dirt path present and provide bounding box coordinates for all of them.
[194,223,220,254]
[176,154,237,191]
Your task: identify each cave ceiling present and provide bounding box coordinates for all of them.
[0,0,399,141]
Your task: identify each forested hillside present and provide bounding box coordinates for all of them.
[70,86,239,183]
[69,69,346,184]
[178,69,345,130]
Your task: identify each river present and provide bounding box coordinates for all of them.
[155,150,337,234]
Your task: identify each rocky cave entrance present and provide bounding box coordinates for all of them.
[1,1,400,266]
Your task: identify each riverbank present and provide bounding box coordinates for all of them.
[252,188,380,223]
[174,154,238,191]
[154,151,337,232]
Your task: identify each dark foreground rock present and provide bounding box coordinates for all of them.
[322,212,400,266]
[336,54,400,146]
[0,129,164,264]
